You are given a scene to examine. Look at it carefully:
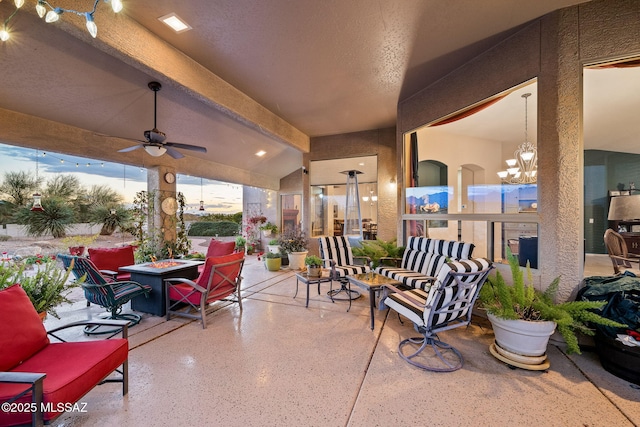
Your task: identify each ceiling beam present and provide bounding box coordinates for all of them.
[0,108,280,189]
[16,1,310,154]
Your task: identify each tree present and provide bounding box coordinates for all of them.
[88,205,132,236]
[44,175,83,202]
[0,171,41,207]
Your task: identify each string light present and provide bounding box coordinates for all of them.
[1,0,123,42]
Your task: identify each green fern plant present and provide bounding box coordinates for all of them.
[479,247,626,354]
[352,238,404,268]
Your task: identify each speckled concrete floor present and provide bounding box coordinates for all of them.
[43,255,639,427]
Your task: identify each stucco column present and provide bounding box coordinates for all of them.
[148,166,178,247]
[538,9,583,299]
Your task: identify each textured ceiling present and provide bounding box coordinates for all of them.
[0,0,595,187]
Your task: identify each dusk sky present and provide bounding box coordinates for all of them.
[0,143,242,214]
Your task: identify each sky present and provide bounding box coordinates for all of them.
[0,143,243,214]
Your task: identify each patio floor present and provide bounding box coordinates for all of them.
[40,253,639,427]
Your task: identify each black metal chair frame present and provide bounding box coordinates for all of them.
[384,266,493,372]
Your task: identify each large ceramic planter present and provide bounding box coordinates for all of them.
[488,313,556,357]
[265,257,281,271]
[287,251,308,271]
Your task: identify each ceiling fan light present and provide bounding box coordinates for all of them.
[144,145,167,157]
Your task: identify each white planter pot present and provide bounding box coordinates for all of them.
[287,251,308,271]
[487,313,556,357]
[268,245,280,254]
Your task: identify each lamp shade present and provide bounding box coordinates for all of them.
[608,195,640,221]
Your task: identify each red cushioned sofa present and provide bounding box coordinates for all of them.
[0,285,129,427]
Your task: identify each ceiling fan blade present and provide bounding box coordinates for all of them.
[118,144,143,153]
[165,142,207,153]
[165,147,185,159]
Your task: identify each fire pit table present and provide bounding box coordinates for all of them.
[120,259,203,316]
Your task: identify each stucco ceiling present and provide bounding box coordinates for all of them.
[0,0,596,188]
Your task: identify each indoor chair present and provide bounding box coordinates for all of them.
[57,254,151,335]
[318,236,370,308]
[383,258,493,372]
[604,228,640,275]
[164,251,245,329]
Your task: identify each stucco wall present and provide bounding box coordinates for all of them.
[397,0,640,300]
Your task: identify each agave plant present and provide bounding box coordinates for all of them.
[13,197,74,238]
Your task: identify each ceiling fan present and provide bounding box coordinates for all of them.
[117,81,207,159]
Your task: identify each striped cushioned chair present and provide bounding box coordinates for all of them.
[383,257,493,371]
[318,236,370,307]
[58,254,151,335]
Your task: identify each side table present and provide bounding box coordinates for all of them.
[294,270,332,308]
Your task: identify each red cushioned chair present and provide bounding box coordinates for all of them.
[88,245,136,282]
[197,240,236,275]
[165,251,245,329]
[0,285,129,427]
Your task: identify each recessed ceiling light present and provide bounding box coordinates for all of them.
[256,150,267,157]
[158,13,192,33]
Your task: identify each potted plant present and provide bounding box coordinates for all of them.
[267,238,280,254]
[304,255,323,277]
[264,251,282,271]
[278,227,308,271]
[352,238,405,268]
[0,261,81,319]
[61,234,98,256]
[479,248,626,362]
[260,222,278,237]
[235,236,247,252]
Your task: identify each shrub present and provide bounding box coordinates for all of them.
[13,197,75,238]
[0,235,10,242]
[188,221,239,236]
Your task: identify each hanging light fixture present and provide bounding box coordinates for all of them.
[199,178,205,211]
[30,149,44,212]
[497,93,537,184]
[1,0,124,42]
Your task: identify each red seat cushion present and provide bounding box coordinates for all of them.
[88,246,135,274]
[0,339,128,425]
[170,252,244,305]
[0,285,49,371]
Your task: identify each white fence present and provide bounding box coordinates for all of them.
[0,223,100,238]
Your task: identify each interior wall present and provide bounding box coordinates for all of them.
[397,0,640,300]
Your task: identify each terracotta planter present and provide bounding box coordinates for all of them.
[69,246,85,256]
[488,313,556,357]
[38,311,46,321]
[306,266,321,277]
[287,251,308,271]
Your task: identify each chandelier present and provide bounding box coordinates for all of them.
[0,0,123,42]
[497,93,537,184]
